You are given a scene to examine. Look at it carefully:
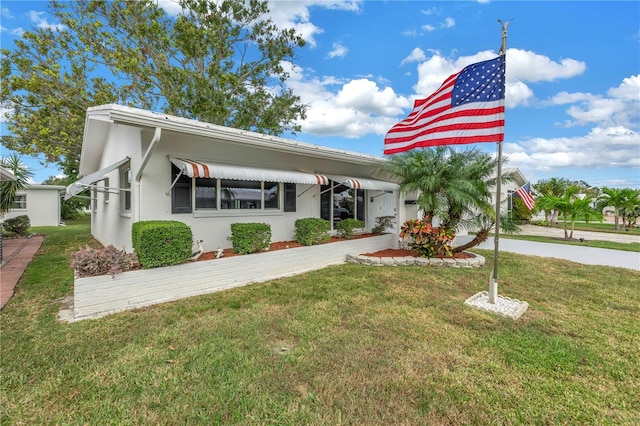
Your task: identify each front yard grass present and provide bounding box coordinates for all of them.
[1,220,639,424]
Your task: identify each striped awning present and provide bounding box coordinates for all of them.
[326,175,399,191]
[170,158,329,185]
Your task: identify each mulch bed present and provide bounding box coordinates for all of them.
[198,233,471,261]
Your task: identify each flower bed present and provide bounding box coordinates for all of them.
[64,233,396,322]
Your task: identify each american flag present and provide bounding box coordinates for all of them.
[384,55,506,154]
[514,182,536,210]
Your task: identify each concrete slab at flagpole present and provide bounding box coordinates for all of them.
[464,291,529,320]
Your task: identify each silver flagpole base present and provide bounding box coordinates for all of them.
[488,272,498,304]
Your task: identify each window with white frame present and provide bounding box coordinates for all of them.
[320,182,365,226]
[11,194,26,210]
[170,164,291,213]
[103,178,110,203]
[120,164,131,213]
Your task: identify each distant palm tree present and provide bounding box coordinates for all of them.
[596,187,638,230]
[379,146,518,253]
[1,153,33,215]
[533,177,572,224]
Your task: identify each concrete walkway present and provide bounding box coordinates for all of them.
[0,235,45,310]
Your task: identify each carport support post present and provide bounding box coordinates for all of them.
[489,20,510,304]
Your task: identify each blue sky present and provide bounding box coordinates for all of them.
[1,0,639,189]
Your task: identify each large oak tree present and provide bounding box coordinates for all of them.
[1,0,307,176]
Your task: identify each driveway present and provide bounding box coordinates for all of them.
[469,225,640,271]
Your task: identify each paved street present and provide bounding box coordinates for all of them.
[467,224,640,271]
[476,238,640,271]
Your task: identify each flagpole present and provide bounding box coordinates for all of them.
[489,20,509,304]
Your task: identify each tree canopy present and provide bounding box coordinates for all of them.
[1,0,307,176]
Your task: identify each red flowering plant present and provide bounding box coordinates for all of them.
[399,219,455,258]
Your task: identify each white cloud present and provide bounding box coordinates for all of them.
[286,65,410,137]
[267,1,362,48]
[1,7,13,19]
[412,48,586,108]
[156,0,183,17]
[28,10,65,31]
[400,48,426,66]
[506,49,586,82]
[421,8,439,16]
[505,125,640,172]
[548,74,640,129]
[608,74,640,101]
[441,17,455,29]
[422,24,435,32]
[9,27,24,37]
[327,42,348,59]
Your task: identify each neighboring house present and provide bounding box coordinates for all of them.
[3,185,66,227]
[500,167,529,214]
[66,104,405,253]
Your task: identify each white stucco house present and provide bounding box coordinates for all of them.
[66,104,406,253]
[3,184,66,227]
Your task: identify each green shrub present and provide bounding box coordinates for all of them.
[372,215,395,234]
[3,215,30,236]
[229,223,271,254]
[399,219,454,258]
[335,218,364,239]
[71,245,139,277]
[131,220,193,268]
[294,218,330,246]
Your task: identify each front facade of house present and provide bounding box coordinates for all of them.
[68,105,406,253]
[3,185,65,227]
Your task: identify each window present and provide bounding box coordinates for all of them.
[264,181,279,209]
[171,164,192,213]
[120,164,131,212]
[169,164,290,213]
[195,177,216,209]
[92,188,98,212]
[221,179,262,209]
[11,194,26,210]
[283,183,296,212]
[320,182,366,228]
[103,178,110,203]
[507,190,515,212]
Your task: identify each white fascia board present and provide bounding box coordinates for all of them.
[87,104,386,167]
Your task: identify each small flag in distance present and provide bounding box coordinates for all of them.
[514,182,536,210]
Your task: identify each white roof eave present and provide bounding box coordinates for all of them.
[87,104,386,167]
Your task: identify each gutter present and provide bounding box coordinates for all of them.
[135,126,161,224]
[135,127,162,182]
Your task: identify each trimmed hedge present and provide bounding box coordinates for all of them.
[3,215,30,236]
[131,220,193,268]
[335,218,364,239]
[294,218,331,246]
[229,223,271,254]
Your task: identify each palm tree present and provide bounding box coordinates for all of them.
[533,177,572,225]
[596,187,637,230]
[538,188,603,239]
[1,153,33,215]
[379,146,517,253]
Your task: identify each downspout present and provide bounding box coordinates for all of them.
[134,127,162,223]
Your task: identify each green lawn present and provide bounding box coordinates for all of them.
[1,219,639,424]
